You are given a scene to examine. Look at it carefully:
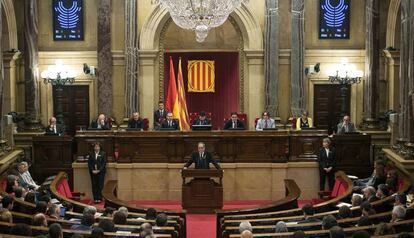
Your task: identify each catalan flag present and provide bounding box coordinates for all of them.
[177,58,190,130]
[188,60,215,92]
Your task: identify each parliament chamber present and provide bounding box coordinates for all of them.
[1,0,414,237]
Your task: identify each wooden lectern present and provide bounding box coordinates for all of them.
[181,169,223,213]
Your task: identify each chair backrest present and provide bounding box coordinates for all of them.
[329,178,342,198]
[254,117,259,128]
[143,118,149,131]
[292,117,297,129]
[61,178,73,198]
[190,112,213,125]
[56,182,66,198]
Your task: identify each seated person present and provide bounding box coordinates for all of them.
[296,110,313,130]
[390,205,406,223]
[160,112,180,130]
[192,111,211,126]
[336,115,356,134]
[223,112,245,130]
[354,160,386,192]
[154,101,167,129]
[90,114,110,130]
[362,186,379,203]
[127,112,144,129]
[256,111,275,130]
[298,204,321,223]
[45,117,64,135]
[18,161,40,190]
[386,169,399,194]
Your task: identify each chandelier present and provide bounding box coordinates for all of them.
[327,58,363,85]
[153,0,248,42]
[41,60,77,86]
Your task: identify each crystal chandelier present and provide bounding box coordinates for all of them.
[327,58,363,85]
[153,0,248,42]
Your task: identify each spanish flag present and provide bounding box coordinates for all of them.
[177,58,190,130]
[165,57,181,125]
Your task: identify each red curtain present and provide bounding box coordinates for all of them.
[164,52,239,129]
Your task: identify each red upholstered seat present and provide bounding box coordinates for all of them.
[0,179,6,191]
[292,117,297,129]
[314,175,347,204]
[143,118,149,131]
[254,117,259,128]
[60,177,83,201]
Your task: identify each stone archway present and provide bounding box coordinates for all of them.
[139,4,264,128]
[2,0,18,50]
[386,0,400,48]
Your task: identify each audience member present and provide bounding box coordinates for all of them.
[352,230,370,238]
[322,215,338,230]
[17,161,40,190]
[140,222,153,237]
[24,191,36,203]
[338,205,352,219]
[351,194,363,207]
[357,216,373,227]
[0,209,12,223]
[71,213,94,230]
[361,201,376,216]
[10,223,32,236]
[329,226,345,238]
[292,230,306,238]
[98,219,115,232]
[103,207,115,217]
[145,208,157,220]
[374,222,395,235]
[298,204,320,223]
[71,234,85,238]
[90,227,105,238]
[1,195,14,210]
[386,169,399,193]
[376,184,390,199]
[240,230,253,238]
[155,213,168,227]
[83,206,97,217]
[391,205,406,222]
[363,186,379,203]
[239,221,252,233]
[5,175,19,194]
[14,187,25,201]
[39,195,51,205]
[47,204,60,219]
[118,206,129,217]
[354,161,386,191]
[35,201,48,214]
[275,221,288,233]
[33,213,48,227]
[49,223,63,238]
[395,193,408,208]
[113,211,127,225]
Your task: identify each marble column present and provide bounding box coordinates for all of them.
[97,0,113,117]
[395,0,414,158]
[361,0,383,130]
[0,2,4,141]
[124,0,139,118]
[23,0,42,131]
[290,0,306,117]
[264,0,279,119]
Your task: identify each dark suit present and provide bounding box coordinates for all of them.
[87,151,107,201]
[45,124,65,135]
[336,122,356,134]
[90,120,110,130]
[192,118,211,126]
[223,119,245,130]
[161,119,180,130]
[318,147,336,191]
[154,110,168,127]
[184,151,221,169]
[128,118,144,129]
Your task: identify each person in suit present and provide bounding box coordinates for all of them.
[192,111,211,126]
[90,114,110,130]
[183,142,221,170]
[296,110,313,130]
[298,204,321,223]
[223,112,245,130]
[256,111,276,130]
[154,101,168,129]
[127,112,144,129]
[336,115,356,134]
[45,117,65,135]
[161,112,180,130]
[87,142,107,203]
[319,138,336,191]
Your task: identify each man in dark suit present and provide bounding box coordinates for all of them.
[319,138,336,191]
[192,111,211,126]
[154,101,168,129]
[45,117,65,135]
[336,115,356,134]
[161,112,180,130]
[90,114,110,130]
[223,112,245,130]
[87,142,107,203]
[183,142,221,170]
[298,204,321,223]
[127,112,144,129]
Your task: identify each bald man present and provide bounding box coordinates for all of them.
[91,114,110,130]
[336,115,356,134]
[45,117,64,135]
[241,230,253,238]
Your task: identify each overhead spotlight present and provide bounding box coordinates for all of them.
[83,63,96,76]
[305,63,321,76]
